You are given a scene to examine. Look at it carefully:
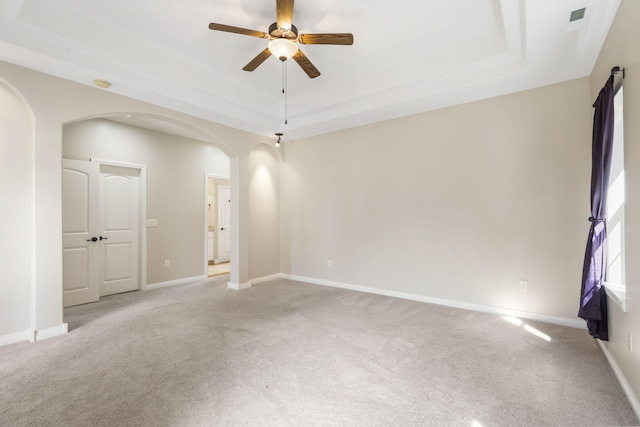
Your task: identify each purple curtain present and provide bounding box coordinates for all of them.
[578,75,615,340]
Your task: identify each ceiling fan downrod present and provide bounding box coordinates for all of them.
[282,60,288,125]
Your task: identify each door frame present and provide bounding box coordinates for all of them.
[204,173,230,276]
[91,158,148,291]
[216,184,231,264]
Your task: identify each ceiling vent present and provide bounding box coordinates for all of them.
[570,8,586,22]
[567,7,587,32]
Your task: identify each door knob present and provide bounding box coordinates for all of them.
[86,237,98,242]
[220,227,225,231]
[99,236,108,240]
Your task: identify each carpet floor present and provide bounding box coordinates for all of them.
[0,277,637,426]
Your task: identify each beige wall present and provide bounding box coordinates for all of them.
[281,77,592,320]
[0,78,33,337]
[249,144,281,279]
[590,0,640,414]
[63,118,230,284]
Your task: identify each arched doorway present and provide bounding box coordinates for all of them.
[61,115,232,308]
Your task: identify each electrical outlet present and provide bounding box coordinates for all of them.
[327,259,333,268]
[164,260,170,268]
[519,280,528,292]
[629,333,633,353]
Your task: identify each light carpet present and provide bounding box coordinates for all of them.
[0,277,637,426]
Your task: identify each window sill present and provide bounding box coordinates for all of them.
[604,282,627,312]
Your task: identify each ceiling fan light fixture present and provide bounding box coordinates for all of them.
[268,38,298,61]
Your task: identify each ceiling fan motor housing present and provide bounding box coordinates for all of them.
[269,23,298,39]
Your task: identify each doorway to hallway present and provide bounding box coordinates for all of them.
[206,175,231,277]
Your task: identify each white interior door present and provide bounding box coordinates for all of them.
[62,159,100,307]
[99,164,140,297]
[217,185,231,263]
[63,160,141,307]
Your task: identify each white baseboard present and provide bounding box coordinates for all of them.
[227,281,251,291]
[0,323,68,347]
[598,340,640,422]
[34,323,68,342]
[280,273,585,329]
[227,273,281,291]
[0,330,32,347]
[145,275,206,291]
[250,274,281,286]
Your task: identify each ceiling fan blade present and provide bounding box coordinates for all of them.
[243,48,272,72]
[298,33,354,45]
[276,0,295,30]
[292,50,320,79]
[208,23,269,39]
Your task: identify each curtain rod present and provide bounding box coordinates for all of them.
[611,66,625,79]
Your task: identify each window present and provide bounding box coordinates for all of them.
[605,86,626,311]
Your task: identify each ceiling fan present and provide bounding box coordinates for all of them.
[208,0,353,78]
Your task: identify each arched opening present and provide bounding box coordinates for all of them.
[0,63,282,343]
[61,113,234,312]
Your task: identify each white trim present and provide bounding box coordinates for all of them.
[139,167,147,292]
[0,330,32,347]
[227,281,251,291]
[30,116,37,342]
[34,323,68,342]
[216,184,231,263]
[90,158,147,292]
[145,275,206,291]
[597,340,640,421]
[250,274,281,286]
[90,158,146,169]
[0,327,68,347]
[229,157,242,289]
[604,282,627,312]
[226,273,280,290]
[204,174,210,277]
[280,273,586,329]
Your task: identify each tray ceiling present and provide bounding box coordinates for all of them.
[0,0,621,139]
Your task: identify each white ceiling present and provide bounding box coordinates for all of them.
[0,0,621,140]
